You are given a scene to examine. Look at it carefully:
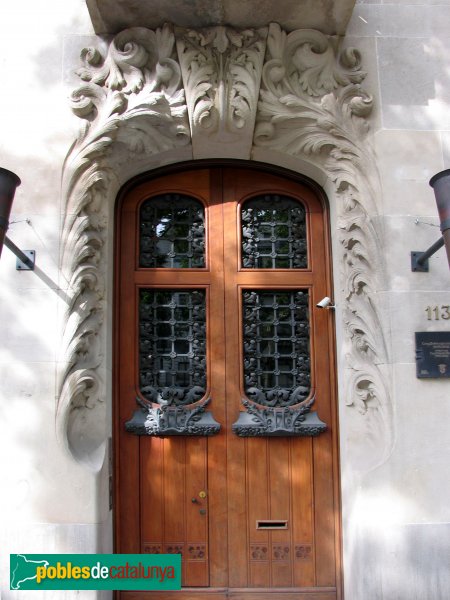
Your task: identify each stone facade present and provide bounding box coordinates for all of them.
[0,1,450,598]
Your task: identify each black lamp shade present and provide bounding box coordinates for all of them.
[430,169,450,269]
[0,167,21,258]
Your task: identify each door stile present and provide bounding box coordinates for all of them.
[205,168,228,587]
[222,174,249,588]
[308,205,338,590]
[290,437,315,587]
[311,214,341,596]
[115,188,141,555]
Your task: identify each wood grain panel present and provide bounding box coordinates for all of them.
[291,438,315,587]
[269,438,292,588]
[185,437,209,586]
[141,437,163,548]
[115,166,341,599]
[247,437,270,587]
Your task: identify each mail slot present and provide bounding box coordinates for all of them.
[256,520,288,530]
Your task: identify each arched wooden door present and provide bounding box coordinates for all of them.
[114,167,341,599]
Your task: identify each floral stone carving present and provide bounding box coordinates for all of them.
[176,25,267,158]
[59,22,392,472]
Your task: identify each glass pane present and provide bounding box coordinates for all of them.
[140,194,205,268]
[139,289,206,404]
[241,195,307,269]
[242,290,311,406]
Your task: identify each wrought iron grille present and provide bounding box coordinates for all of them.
[139,289,207,405]
[243,290,311,407]
[140,194,205,268]
[241,195,307,268]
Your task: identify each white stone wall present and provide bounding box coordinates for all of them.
[0,1,449,599]
[0,2,111,599]
[342,1,450,598]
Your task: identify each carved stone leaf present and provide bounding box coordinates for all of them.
[263,24,366,99]
[176,25,267,158]
[77,26,183,96]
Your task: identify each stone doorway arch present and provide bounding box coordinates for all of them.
[57,22,391,478]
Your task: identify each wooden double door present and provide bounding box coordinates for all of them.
[115,167,341,599]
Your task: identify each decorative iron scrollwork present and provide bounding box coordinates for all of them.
[128,287,220,435]
[140,194,205,268]
[241,195,307,269]
[235,287,325,436]
[139,289,207,405]
[232,397,326,437]
[125,396,220,436]
[242,290,311,407]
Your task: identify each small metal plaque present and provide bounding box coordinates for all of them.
[16,249,35,271]
[415,332,450,378]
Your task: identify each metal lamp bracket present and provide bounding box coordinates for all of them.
[3,236,35,271]
[16,249,35,271]
[411,237,445,272]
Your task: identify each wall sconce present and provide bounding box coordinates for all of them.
[411,169,450,272]
[0,168,35,270]
[0,167,21,258]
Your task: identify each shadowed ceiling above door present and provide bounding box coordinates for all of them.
[86,0,356,35]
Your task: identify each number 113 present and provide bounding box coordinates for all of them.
[426,305,450,320]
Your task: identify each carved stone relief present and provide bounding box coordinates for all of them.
[58,24,190,466]
[59,22,392,471]
[177,25,267,159]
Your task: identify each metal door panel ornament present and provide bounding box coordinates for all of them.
[241,195,308,269]
[126,288,221,436]
[125,396,220,436]
[233,289,326,436]
[140,194,205,268]
[232,396,326,437]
